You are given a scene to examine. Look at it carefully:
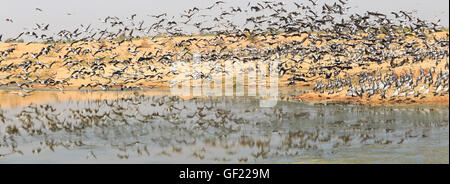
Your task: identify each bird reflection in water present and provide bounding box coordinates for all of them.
[0,92,448,163]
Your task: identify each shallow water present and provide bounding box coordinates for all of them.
[0,90,448,163]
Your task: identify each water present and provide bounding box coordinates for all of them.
[0,89,448,163]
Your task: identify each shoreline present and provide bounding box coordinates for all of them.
[0,86,448,108]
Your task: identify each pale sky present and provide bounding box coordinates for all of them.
[0,0,448,40]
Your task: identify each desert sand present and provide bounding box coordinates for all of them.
[0,31,449,106]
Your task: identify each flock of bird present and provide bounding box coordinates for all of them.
[0,0,449,103]
[314,64,449,101]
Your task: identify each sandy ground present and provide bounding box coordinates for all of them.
[0,31,449,106]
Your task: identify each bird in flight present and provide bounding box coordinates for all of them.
[36,8,43,12]
[5,18,13,23]
[152,13,167,18]
[308,0,317,6]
